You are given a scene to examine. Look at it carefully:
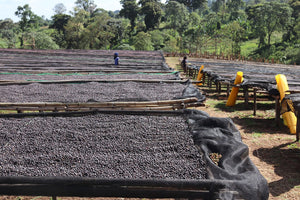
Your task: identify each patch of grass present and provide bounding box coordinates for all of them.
[252,132,263,138]
[0,110,16,114]
[241,39,258,57]
[287,141,300,150]
[164,57,181,70]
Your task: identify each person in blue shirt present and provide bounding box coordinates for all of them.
[114,52,119,65]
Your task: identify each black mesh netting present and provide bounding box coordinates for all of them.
[189,61,300,96]
[0,109,268,200]
[186,109,269,200]
[281,93,300,115]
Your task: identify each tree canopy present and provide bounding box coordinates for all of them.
[0,0,298,64]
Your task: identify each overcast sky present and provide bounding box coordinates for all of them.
[0,0,124,22]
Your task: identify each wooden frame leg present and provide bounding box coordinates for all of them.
[275,97,281,127]
[253,88,257,116]
[297,112,300,141]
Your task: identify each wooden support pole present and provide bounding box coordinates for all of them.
[226,84,230,97]
[193,69,197,79]
[244,87,249,106]
[216,82,219,93]
[253,88,257,116]
[207,77,210,88]
[297,112,300,141]
[275,97,281,126]
[202,74,206,86]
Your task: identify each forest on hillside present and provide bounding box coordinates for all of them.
[0,0,299,64]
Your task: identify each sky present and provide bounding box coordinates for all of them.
[0,0,125,22]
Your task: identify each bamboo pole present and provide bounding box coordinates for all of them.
[0,70,174,74]
[0,98,198,108]
[0,79,190,85]
[0,98,200,113]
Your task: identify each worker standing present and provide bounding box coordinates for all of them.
[114,52,119,65]
[181,56,187,73]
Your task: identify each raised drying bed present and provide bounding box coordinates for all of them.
[0,109,269,200]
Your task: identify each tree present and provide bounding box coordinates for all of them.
[223,21,245,55]
[15,4,41,47]
[0,19,16,48]
[211,0,224,13]
[286,0,300,41]
[49,14,71,48]
[50,14,71,33]
[139,0,163,30]
[64,10,89,49]
[22,31,59,49]
[150,30,165,50]
[165,1,189,34]
[133,31,154,50]
[54,3,67,15]
[246,2,293,47]
[75,0,97,15]
[87,14,127,49]
[120,0,139,32]
[171,0,207,11]
[227,0,245,20]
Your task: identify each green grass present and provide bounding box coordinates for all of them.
[287,141,300,150]
[241,38,258,57]
[252,132,263,138]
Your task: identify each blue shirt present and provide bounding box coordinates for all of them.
[115,57,119,65]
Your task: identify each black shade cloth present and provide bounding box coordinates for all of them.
[178,82,206,102]
[282,93,300,116]
[186,109,269,200]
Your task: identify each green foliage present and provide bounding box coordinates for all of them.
[175,0,206,10]
[246,2,293,47]
[149,30,164,50]
[165,1,189,34]
[0,0,298,64]
[22,31,59,49]
[0,19,17,48]
[120,0,139,32]
[132,31,154,50]
[64,10,89,49]
[161,29,180,52]
[0,39,7,48]
[50,14,71,33]
[223,20,245,55]
[139,0,163,30]
[115,43,135,50]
